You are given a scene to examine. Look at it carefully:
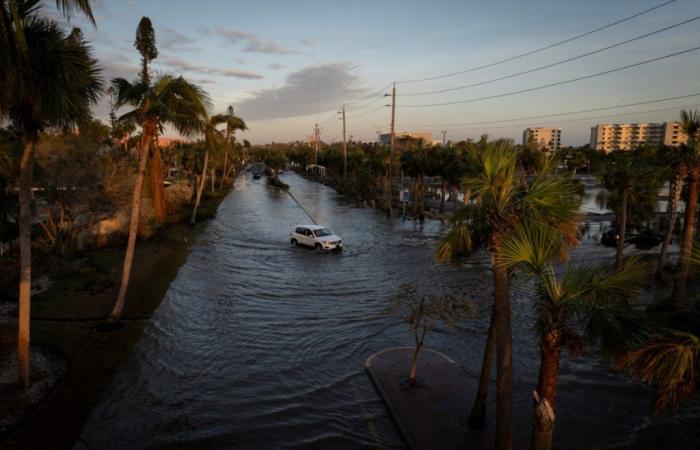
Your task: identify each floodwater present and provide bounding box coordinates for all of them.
[75,172,699,450]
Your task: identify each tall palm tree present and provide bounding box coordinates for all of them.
[671,109,700,305]
[656,152,685,276]
[436,142,581,450]
[219,105,247,190]
[0,0,102,388]
[109,74,209,322]
[601,151,635,269]
[191,113,225,224]
[499,225,649,450]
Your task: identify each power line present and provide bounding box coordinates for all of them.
[346,94,385,112]
[345,82,394,107]
[398,46,700,108]
[429,103,700,132]
[396,0,677,84]
[347,104,387,120]
[399,92,700,128]
[322,118,340,133]
[401,15,700,97]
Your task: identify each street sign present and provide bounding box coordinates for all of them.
[400,189,411,203]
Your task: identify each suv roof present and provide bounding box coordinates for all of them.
[296,224,325,230]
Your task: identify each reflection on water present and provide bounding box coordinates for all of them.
[75,172,699,450]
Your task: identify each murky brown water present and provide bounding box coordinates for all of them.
[75,172,699,449]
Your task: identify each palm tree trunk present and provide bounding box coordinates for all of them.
[220,149,228,191]
[418,175,425,216]
[439,180,447,213]
[615,186,629,270]
[464,185,472,205]
[110,129,153,321]
[385,163,392,218]
[671,167,699,306]
[17,140,35,389]
[657,168,683,276]
[150,144,166,222]
[531,332,561,450]
[492,254,513,450]
[191,149,210,224]
[468,305,496,430]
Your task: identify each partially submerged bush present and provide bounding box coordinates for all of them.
[383,283,473,387]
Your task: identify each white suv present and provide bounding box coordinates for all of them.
[290,225,343,251]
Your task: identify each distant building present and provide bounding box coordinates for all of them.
[523,127,561,153]
[157,137,190,148]
[590,122,689,152]
[379,131,433,145]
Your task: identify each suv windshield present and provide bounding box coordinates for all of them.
[313,228,332,237]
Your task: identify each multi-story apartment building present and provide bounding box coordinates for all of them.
[523,127,562,153]
[590,122,689,152]
[379,131,433,145]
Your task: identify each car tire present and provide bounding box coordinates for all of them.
[291,239,297,247]
[315,243,322,251]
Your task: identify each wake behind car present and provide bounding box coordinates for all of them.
[290,225,343,251]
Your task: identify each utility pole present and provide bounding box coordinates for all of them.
[441,130,447,146]
[339,105,347,185]
[314,123,320,164]
[389,82,396,218]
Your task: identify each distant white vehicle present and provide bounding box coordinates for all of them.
[290,225,343,251]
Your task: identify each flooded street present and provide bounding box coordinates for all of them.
[75,172,699,450]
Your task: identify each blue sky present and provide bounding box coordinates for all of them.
[47,0,700,145]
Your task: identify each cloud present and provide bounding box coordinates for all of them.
[236,62,366,120]
[159,27,201,52]
[214,28,299,55]
[158,57,264,79]
[301,37,314,47]
[267,63,287,70]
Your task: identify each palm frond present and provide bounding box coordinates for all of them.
[617,331,699,413]
[497,223,565,274]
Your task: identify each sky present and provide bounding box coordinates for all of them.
[44,0,700,146]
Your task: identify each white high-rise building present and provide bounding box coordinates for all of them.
[590,122,689,152]
[523,127,561,153]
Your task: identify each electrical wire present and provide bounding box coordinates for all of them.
[396,0,677,84]
[398,92,700,128]
[428,103,700,132]
[347,104,388,120]
[398,46,700,108]
[400,15,700,97]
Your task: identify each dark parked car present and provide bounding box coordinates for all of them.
[601,227,662,249]
[252,170,261,179]
[628,229,663,249]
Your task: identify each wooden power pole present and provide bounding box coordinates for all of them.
[314,123,319,164]
[340,105,347,185]
[388,82,396,217]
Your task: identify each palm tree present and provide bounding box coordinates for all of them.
[0,1,102,388]
[498,225,649,450]
[656,150,685,276]
[436,142,581,449]
[191,114,226,224]
[601,151,635,269]
[671,110,700,305]
[219,105,247,190]
[109,74,209,322]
